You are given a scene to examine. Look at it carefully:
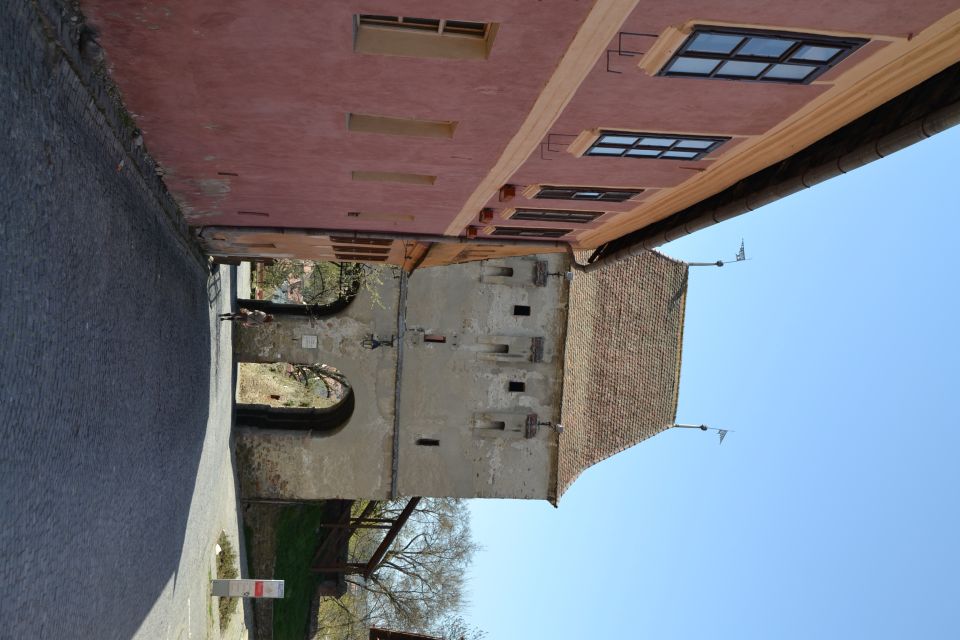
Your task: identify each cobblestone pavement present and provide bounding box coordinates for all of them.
[1,3,244,638]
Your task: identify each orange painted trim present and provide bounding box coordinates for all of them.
[443,0,641,236]
[580,8,960,247]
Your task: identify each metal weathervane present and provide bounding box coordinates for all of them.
[688,239,748,268]
[672,423,734,445]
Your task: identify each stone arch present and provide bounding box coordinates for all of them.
[235,363,355,433]
[235,387,355,433]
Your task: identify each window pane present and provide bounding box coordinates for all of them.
[625,148,660,157]
[638,137,676,147]
[764,63,816,81]
[598,134,639,145]
[445,20,486,31]
[588,146,624,156]
[738,37,795,58]
[791,44,843,62]
[573,191,601,198]
[675,138,715,149]
[716,60,768,78]
[687,32,743,54]
[666,56,721,75]
[661,150,699,159]
[537,189,572,199]
[600,191,639,201]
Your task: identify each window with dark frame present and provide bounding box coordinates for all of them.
[358,15,488,38]
[489,227,571,238]
[511,208,602,224]
[585,132,728,160]
[534,186,644,202]
[659,27,866,84]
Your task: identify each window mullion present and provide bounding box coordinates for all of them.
[779,41,804,62]
[727,37,750,58]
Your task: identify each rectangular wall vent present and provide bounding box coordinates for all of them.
[355,16,498,60]
[330,236,393,246]
[510,209,602,224]
[348,113,457,139]
[351,171,437,185]
[535,186,644,202]
[344,211,416,222]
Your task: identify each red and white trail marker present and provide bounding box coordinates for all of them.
[211,579,284,599]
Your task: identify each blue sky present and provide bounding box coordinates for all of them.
[465,125,960,639]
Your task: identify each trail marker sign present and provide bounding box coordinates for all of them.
[211,579,285,599]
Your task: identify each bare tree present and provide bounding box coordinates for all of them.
[315,498,483,640]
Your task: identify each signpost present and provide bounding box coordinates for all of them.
[211,579,285,599]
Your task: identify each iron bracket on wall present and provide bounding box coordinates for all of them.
[605,31,659,73]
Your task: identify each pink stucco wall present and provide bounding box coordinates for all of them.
[481,0,957,235]
[83,0,958,243]
[82,1,592,234]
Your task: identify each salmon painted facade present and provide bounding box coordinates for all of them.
[82,1,960,269]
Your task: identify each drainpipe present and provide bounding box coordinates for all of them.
[581,98,960,271]
[389,270,409,499]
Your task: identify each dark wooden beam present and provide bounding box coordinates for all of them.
[362,497,421,579]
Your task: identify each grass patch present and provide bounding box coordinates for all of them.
[273,503,333,640]
[216,531,240,632]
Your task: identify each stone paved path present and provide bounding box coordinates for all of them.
[0,3,244,638]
